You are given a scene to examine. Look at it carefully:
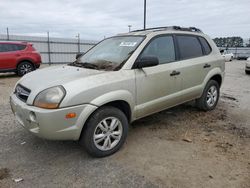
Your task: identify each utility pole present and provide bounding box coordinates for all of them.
[128,25,132,32]
[47,31,51,65]
[144,0,146,30]
[6,27,9,40]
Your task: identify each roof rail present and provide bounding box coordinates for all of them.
[131,26,202,33]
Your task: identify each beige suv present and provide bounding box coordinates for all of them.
[10,26,225,157]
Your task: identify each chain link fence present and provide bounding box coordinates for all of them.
[0,32,97,64]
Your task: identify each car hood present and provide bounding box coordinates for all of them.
[15,64,135,108]
[18,65,105,92]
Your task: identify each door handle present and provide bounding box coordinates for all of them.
[170,70,180,76]
[203,64,211,68]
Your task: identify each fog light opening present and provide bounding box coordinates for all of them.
[29,111,36,122]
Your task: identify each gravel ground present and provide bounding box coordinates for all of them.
[0,61,250,188]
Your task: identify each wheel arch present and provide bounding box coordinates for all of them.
[209,74,222,87]
[203,68,224,88]
[89,90,135,122]
[100,100,132,122]
[76,91,134,140]
[16,59,36,69]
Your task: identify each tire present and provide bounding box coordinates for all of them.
[17,61,34,76]
[246,70,250,75]
[80,106,129,157]
[196,80,220,111]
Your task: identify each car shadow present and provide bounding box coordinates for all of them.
[0,73,18,79]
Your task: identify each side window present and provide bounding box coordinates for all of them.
[0,44,14,52]
[0,44,11,52]
[0,44,25,52]
[15,44,26,51]
[7,44,19,51]
[0,44,4,52]
[176,35,203,60]
[199,37,212,55]
[140,36,175,64]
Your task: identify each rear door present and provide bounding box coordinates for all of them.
[0,44,19,69]
[174,35,212,101]
[135,35,183,118]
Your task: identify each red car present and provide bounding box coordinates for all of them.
[0,42,41,76]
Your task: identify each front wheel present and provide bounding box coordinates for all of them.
[196,80,220,111]
[245,70,250,75]
[80,106,128,157]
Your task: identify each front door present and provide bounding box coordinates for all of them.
[134,35,183,118]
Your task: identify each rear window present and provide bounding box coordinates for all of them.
[176,35,203,60]
[199,37,212,55]
[0,44,26,52]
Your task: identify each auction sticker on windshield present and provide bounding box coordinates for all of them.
[119,42,137,47]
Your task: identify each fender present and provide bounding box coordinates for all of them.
[74,104,98,140]
[16,57,35,67]
[74,90,135,140]
[90,90,135,115]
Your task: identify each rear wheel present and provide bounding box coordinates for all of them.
[80,106,128,157]
[245,70,250,75]
[196,80,220,111]
[17,61,34,76]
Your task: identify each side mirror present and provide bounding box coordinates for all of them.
[136,56,159,69]
[76,52,84,59]
[220,49,224,54]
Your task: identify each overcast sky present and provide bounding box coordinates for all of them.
[0,0,249,40]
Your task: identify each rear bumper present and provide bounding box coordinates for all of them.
[10,93,97,140]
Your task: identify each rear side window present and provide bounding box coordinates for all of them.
[199,37,212,55]
[176,35,203,60]
[16,44,26,51]
[140,35,176,64]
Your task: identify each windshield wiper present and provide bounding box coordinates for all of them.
[81,62,98,69]
[68,61,98,70]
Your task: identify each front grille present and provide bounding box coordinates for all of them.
[15,84,31,103]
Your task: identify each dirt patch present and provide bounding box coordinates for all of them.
[0,168,10,180]
[221,94,239,102]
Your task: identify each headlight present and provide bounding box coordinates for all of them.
[33,86,66,109]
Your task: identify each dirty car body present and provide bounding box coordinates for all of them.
[10,26,225,157]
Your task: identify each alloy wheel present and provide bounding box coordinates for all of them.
[20,63,33,75]
[206,85,218,107]
[93,117,123,151]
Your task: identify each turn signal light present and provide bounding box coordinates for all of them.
[65,113,76,119]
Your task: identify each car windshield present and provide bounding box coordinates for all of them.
[69,36,144,71]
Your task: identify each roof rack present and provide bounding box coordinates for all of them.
[131,26,202,33]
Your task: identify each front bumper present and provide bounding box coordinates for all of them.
[10,94,97,140]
